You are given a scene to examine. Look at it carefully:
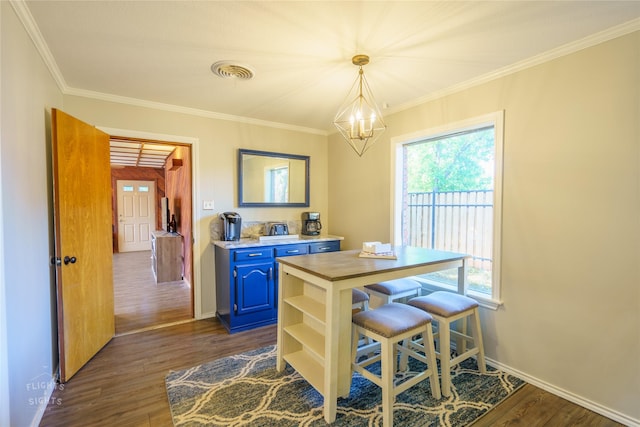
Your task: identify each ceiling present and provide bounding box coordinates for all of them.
[109,139,176,168]
[21,1,640,139]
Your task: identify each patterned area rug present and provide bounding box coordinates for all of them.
[165,345,524,426]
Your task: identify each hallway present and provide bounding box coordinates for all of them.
[113,250,191,335]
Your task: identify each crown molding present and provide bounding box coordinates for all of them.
[10,0,68,93]
[65,87,328,136]
[387,17,640,116]
[10,0,326,136]
[12,0,638,136]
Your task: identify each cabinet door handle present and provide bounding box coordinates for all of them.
[248,252,263,257]
[318,246,331,251]
[286,250,300,254]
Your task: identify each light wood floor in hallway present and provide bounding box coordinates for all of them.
[39,320,624,427]
[113,250,192,335]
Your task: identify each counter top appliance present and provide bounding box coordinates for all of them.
[267,222,289,236]
[220,212,242,241]
[301,212,321,236]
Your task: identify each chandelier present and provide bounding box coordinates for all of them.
[333,54,387,157]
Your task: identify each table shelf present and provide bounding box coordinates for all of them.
[284,295,325,324]
[284,350,324,393]
[284,323,325,363]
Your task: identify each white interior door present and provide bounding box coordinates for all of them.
[117,180,156,252]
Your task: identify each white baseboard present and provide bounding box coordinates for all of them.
[486,357,639,427]
[30,370,58,427]
[198,311,216,320]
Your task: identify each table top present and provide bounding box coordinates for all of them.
[276,247,469,282]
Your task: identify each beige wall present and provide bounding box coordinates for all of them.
[329,32,639,422]
[1,3,64,425]
[3,1,638,423]
[62,96,329,318]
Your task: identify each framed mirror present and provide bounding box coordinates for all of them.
[238,149,310,207]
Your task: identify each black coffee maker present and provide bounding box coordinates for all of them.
[301,212,322,236]
[220,212,242,241]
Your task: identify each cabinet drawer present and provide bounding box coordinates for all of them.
[275,244,309,258]
[309,241,340,253]
[234,248,273,262]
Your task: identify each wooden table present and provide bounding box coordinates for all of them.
[275,246,470,423]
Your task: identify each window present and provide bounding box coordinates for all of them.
[392,112,504,307]
[265,164,289,203]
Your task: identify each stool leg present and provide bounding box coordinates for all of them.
[361,303,371,346]
[423,326,441,399]
[472,308,487,374]
[439,318,452,397]
[351,325,359,366]
[381,338,395,427]
[350,324,366,394]
[398,338,409,371]
[457,316,467,355]
[433,321,440,353]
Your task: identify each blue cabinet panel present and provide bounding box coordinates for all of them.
[235,262,274,316]
[309,240,341,253]
[234,248,273,262]
[274,244,309,257]
[215,239,340,333]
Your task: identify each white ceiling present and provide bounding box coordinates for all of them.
[22,1,640,134]
[109,139,176,168]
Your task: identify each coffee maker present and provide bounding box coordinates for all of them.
[220,212,242,241]
[301,212,322,236]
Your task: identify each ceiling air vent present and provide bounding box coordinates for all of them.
[210,61,255,80]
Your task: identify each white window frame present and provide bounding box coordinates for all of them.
[390,111,504,309]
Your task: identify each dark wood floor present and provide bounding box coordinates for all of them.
[40,318,622,427]
[113,250,192,335]
[471,383,624,427]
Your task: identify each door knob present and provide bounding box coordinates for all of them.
[63,256,77,265]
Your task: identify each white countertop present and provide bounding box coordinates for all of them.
[212,234,343,249]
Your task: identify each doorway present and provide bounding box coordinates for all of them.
[109,137,194,335]
[113,250,191,334]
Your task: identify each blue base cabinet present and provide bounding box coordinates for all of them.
[215,239,340,333]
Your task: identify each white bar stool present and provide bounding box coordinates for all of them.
[352,288,372,353]
[351,303,441,427]
[364,278,421,305]
[351,288,370,312]
[408,291,486,397]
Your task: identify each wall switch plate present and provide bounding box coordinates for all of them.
[203,200,214,210]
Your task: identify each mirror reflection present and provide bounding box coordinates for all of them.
[238,149,310,207]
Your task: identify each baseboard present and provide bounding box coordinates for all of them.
[198,311,216,320]
[486,357,639,427]
[30,369,58,427]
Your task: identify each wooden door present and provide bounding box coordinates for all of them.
[117,180,155,252]
[52,109,114,382]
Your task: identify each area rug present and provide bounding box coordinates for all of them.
[165,345,524,426]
